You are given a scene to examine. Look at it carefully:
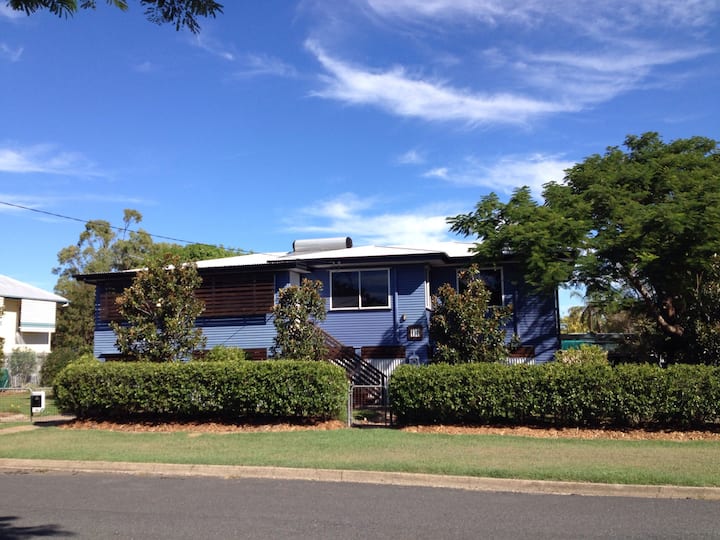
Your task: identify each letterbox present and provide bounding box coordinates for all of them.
[30,391,45,414]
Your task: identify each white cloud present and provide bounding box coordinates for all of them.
[520,44,713,104]
[365,0,720,29]
[396,149,425,165]
[133,61,155,73]
[0,192,149,221]
[192,34,236,61]
[360,0,716,108]
[301,192,375,220]
[306,40,572,127]
[0,194,44,214]
[422,167,449,179]
[286,193,460,246]
[0,144,102,177]
[233,53,298,78]
[0,43,23,62]
[366,0,531,24]
[0,5,23,19]
[190,30,297,78]
[424,154,573,197]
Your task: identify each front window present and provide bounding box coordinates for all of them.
[458,268,503,306]
[331,269,390,309]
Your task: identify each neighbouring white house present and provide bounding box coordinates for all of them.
[0,274,68,357]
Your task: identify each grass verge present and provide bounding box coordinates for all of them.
[0,422,27,430]
[1,426,718,487]
[0,390,60,418]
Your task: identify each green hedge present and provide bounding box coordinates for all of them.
[54,360,348,421]
[389,362,720,428]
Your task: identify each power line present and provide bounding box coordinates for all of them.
[0,199,216,247]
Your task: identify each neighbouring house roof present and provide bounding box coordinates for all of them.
[76,239,480,283]
[0,274,68,304]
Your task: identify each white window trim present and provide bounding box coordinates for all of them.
[424,266,431,310]
[330,268,392,310]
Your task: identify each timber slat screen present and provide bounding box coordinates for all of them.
[99,287,125,322]
[99,273,275,322]
[197,274,275,317]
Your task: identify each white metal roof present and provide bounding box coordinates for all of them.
[0,274,68,303]
[194,241,476,270]
[77,240,478,280]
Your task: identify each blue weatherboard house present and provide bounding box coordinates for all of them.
[78,237,560,385]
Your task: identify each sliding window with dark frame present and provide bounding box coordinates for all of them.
[330,269,390,310]
[457,268,503,306]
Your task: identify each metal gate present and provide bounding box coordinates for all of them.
[348,384,390,426]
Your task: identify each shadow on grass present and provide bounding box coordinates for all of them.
[0,516,75,538]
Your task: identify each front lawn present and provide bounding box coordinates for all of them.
[1,426,718,487]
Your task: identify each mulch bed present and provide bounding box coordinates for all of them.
[58,418,720,440]
[61,418,347,433]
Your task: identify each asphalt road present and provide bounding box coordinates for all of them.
[2,472,720,539]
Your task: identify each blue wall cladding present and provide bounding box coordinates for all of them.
[91,277,279,359]
[308,265,429,361]
[428,263,559,363]
[88,258,558,364]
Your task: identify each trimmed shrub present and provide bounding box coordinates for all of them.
[54,360,347,421]
[537,360,615,426]
[40,347,93,386]
[196,346,247,363]
[554,344,609,365]
[390,362,720,429]
[390,363,540,425]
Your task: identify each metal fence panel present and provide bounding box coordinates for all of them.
[349,384,389,426]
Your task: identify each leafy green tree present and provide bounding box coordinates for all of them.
[40,345,91,386]
[111,254,206,361]
[53,209,242,351]
[8,348,37,384]
[562,296,639,335]
[271,279,328,360]
[53,209,154,351]
[683,256,720,364]
[449,133,720,362]
[6,0,223,33]
[554,344,609,365]
[560,305,588,334]
[429,266,513,363]
[151,242,245,263]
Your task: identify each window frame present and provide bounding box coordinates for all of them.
[456,267,504,307]
[329,268,391,310]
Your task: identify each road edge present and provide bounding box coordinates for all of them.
[1,458,719,500]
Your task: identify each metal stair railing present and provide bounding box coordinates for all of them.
[321,329,386,388]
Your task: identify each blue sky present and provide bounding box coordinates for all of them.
[1,1,719,314]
